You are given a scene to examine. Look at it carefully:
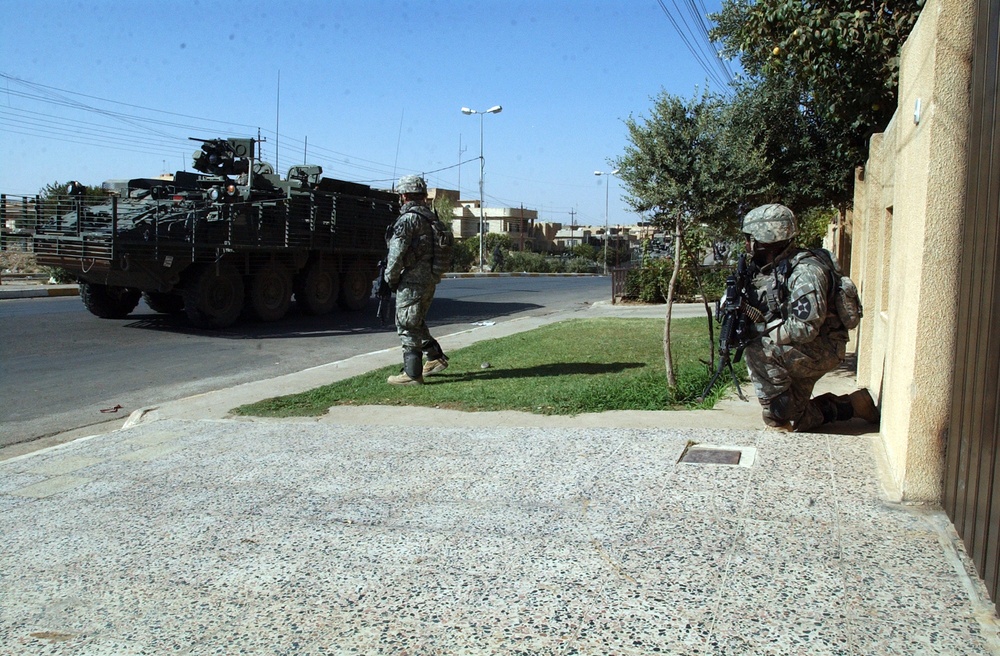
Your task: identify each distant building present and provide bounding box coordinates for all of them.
[453,199,544,251]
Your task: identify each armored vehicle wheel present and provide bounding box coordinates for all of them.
[80,283,141,319]
[295,260,339,316]
[338,260,371,311]
[142,291,185,315]
[248,262,292,322]
[184,263,245,329]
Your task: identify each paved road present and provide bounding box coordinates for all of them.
[0,276,612,446]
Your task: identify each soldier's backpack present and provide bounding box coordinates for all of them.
[416,208,454,281]
[808,248,863,330]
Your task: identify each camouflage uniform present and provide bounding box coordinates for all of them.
[743,249,849,430]
[740,204,877,431]
[384,176,448,384]
[385,200,440,355]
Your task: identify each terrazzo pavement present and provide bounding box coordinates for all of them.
[2,301,999,655]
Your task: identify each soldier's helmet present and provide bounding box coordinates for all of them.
[397,175,427,195]
[741,204,797,244]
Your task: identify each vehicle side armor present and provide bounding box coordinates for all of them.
[19,137,398,328]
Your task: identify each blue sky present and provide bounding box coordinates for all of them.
[1,0,734,227]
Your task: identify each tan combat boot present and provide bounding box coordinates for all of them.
[849,389,880,424]
[388,350,424,385]
[423,358,448,376]
[387,371,423,385]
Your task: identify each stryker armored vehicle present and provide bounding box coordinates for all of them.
[26,137,398,328]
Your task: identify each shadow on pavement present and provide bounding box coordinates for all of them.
[430,361,645,382]
[120,298,543,339]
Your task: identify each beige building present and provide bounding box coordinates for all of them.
[848,0,975,502]
[847,0,1000,605]
[452,200,561,251]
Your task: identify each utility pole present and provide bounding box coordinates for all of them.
[519,204,525,251]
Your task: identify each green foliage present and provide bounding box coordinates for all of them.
[711,0,922,172]
[502,250,550,272]
[601,243,633,268]
[451,238,477,272]
[44,267,77,283]
[624,258,672,303]
[232,317,746,417]
[481,232,513,253]
[431,195,456,228]
[798,206,839,249]
[623,260,728,304]
[504,251,584,273]
[725,75,856,211]
[563,257,599,274]
[38,181,104,198]
[454,233,515,271]
[571,243,598,261]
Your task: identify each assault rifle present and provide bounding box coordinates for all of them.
[373,260,393,325]
[699,253,763,402]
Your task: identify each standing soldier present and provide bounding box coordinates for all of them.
[383,175,449,385]
[740,203,879,431]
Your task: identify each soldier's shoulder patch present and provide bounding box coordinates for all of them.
[791,296,812,320]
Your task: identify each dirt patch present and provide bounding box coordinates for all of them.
[0,250,42,273]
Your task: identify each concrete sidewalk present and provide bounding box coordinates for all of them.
[1,301,998,654]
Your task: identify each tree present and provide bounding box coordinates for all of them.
[724,75,856,212]
[615,90,767,387]
[571,243,598,261]
[798,206,839,249]
[432,194,456,229]
[711,0,922,173]
[39,180,104,199]
[452,233,513,272]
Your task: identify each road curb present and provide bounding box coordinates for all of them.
[0,285,79,299]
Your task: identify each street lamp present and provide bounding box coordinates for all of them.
[462,105,503,270]
[594,169,619,275]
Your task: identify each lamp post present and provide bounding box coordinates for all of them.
[461,105,502,270]
[594,169,619,275]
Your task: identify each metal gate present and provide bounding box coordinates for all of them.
[944,0,1000,608]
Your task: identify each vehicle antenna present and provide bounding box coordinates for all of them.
[274,70,280,175]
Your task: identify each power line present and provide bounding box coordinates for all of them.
[655,0,734,92]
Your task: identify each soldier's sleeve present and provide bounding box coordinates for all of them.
[769,260,830,346]
[384,214,416,286]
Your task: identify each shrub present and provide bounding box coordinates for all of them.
[563,257,599,274]
[504,250,553,273]
[623,260,729,303]
[45,267,76,283]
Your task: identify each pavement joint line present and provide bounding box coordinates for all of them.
[124,430,184,446]
[115,443,184,462]
[0,431,109,465]
[9,474,91,498]
[26,456,105,476]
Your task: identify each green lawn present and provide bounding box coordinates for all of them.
[231,317,747,418]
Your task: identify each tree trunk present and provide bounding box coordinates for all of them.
[663,214,682,387]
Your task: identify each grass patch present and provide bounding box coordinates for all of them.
[232,317,748,418]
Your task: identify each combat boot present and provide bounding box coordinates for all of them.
[422,339,449,376]
[849,389,880,424]
[423,356,449,376]
[388,350,424,385]
[387,371,423,385]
